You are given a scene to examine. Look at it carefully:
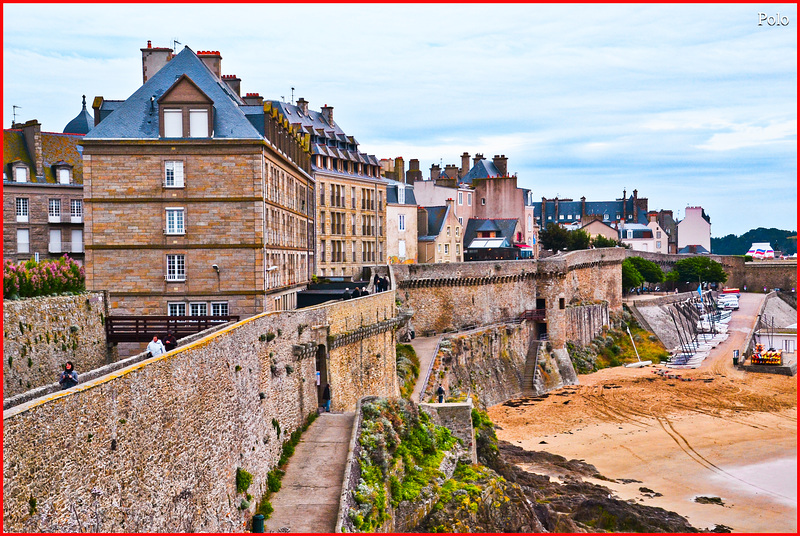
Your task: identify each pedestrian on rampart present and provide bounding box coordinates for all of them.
[163,331,177,352]
[436,384,445,403]
[322,383,332,412]
[147,335,166,357]
[373,273,381,291]
[58,361,79,390]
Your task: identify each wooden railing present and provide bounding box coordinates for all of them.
[105,315,240,344]
[519,309,546,321]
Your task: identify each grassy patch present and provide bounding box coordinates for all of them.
[396,344,420,399]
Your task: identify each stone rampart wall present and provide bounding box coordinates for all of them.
[565,303,609,346]
[419,401,477,464]
[392,248,624,348]
[3,292,110,398]
[3,291,400,533]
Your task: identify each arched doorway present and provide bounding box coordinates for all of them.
[315,344,329,408]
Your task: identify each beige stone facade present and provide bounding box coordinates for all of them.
[315,170,386,278]
[386,201,418,264]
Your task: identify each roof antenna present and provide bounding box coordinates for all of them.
[173,38,181,51]
[12,105,21,126]
[280,95,285,103]
[291,86,295,103]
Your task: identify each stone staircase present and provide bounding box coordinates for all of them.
[522,340,543,397]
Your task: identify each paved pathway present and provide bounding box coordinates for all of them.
[264,412,354,533]
[409,335,441,402]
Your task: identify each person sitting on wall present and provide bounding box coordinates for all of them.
[147,335,166,357]
[163,331,177,352]
[436,384,445,403]
[352,287,362,298]
[341,288,351,300]
[58,361,79,390]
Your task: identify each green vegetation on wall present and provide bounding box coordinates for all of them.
[348,398,457,532]
[395,344,420,399]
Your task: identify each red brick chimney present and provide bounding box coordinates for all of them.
[141,41,173,83]
[197,50,222,79]
[222,74,241,96]
[461,152,470,176]
[297,98,309,115]
[243,93,263,106]
[321,104,334,125]
[492,154,508,177]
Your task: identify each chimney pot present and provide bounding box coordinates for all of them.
[147,40,152,48]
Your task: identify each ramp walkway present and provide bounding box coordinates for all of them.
[409,335,442,402]
[264,412,355,533]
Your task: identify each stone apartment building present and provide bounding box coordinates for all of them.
[677,206,712,254]
[3,106,90,264]
[418,199,463,263]
[266,99,383,279]
[82,44,314,317]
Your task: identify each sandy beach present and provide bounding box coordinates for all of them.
[489,294,797,533]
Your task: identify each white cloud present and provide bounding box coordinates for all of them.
[697,120,797,151]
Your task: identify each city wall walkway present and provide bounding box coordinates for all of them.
[264,412,355,533]
[409,335,442,402]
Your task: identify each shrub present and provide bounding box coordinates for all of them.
[4,255,85,299]
[267,469,284,492]
[236,467,253,494]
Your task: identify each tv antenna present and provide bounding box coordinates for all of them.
[291,87,295,103]
[280,95,285,103]
[173,39,181,51]
[12,105,21,126]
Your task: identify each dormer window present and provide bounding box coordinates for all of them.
[158,74,214,138]
[13,164,28,183]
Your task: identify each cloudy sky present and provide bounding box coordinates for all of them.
[4,3,796,236]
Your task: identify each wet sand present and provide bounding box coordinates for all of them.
[489,295,797,533]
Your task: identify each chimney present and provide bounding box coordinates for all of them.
[554,196,560,222]
[243,93,263,106]
[18,120,43,178]
[648,211,658,223]
[92,96,104,126]
[197,50,222,79]
[492,154,508,177]
[297,97,309,115]
[581,196,586,218]
[407,158,421,185]
[473,153,485,167]
[222,74,241,96]
[444,164,458,179]
[394,157,405,183]
[321,104,333,125]
[430,164,441,182]
[417,207,429,236]
[141,41,174,83]
[622,188,628,220]
[461,152,470,175]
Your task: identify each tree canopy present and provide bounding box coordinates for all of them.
[539,224,592,252]
[591,234,622,248]
[627,256,664,284]
[668,256,728,284]
[622,258,644,290]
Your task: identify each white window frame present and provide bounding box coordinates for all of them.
[458,191,463,205]
[71,229,84,253]
[398,214,406,232]
[163,109,183,137]
[189,302,208,316]
[166,254,186,281]
[189,109,209,137]
[16,229,30,254]
[49,229,62,253]
[467,193,472,206]
[165,208,186,235]
[398,187,406,205]
[444,243,450,255]
[58,168,71,185]
[168,302,186,316]
[14,166,27,183]
[165,161,185,188]
[15,198,29,222]
[71,199,83,223]
[49,199,61,223]
[211,302,229,316]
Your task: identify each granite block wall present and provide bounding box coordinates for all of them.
[3,291,401,533]
[3,292,109,398]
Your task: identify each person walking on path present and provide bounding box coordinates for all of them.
[147,335,166,357]
[373,273,381,292]
[163,331,177,352]
[322,383,332,412]
[436,384,445,403]
[58,361,78,390]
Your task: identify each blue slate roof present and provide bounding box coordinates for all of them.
[384,179,417,205]
[533,196,648,225]
[63,96,94,135]
[419,205,448,239]
[459,159,503,185]
[86,47,260,140]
